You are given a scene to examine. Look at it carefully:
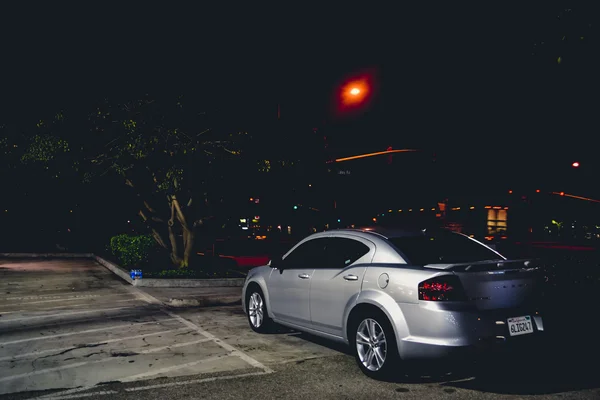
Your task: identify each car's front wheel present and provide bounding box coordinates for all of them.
[351,310,400,379]
[246,286,273,333]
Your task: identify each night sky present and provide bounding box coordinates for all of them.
[1,3,598,193]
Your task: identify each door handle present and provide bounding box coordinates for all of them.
[298,273,311,279]
[343,274,359,281]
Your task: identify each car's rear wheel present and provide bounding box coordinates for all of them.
[351,310,400,379]
[246,286,273,333]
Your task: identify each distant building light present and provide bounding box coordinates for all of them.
[469,206,475,210]
[508,190,513,194]
[572,162,580,168]
[536,189,541,193]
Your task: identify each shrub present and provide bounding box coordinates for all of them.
[110,234,155,267]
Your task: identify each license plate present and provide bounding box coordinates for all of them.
[507,315,533,336]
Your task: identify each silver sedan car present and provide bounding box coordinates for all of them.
[242,227,544,379]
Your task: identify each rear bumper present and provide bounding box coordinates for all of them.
[396,303,545,361]
[400,330,546,361]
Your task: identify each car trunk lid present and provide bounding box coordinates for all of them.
[424,259,541,310]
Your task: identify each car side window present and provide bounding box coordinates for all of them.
[283,238,327,268]
[323,237,370,269]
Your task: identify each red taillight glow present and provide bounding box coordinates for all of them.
[418,276,467,301]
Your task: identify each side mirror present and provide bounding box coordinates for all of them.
[269,254,285,270]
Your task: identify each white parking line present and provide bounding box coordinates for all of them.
[1,287,97,293]
[0,338,211,383]
[33,385,114,399]
[0,306,133,323]
[120,354,234,382]
[124,370,270,392]
[1,293,131,305]
[3,294,105,301]
[122,283,274,374]
[0,298,139,314]
[0,318,177,346]
[38,390,118,400]
[0,327,191,362]
[162,309,274,373]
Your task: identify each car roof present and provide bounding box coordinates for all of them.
[332,226,431,240]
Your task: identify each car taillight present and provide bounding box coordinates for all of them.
[418,275,467,301]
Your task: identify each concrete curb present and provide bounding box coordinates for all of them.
[0,253,94,258]
[0,253,246,288]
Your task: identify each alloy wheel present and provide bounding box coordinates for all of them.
[356,318,388,371]
[248,292,264,328]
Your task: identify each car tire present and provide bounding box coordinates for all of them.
[350,309,401,380]
[245,285,273,333]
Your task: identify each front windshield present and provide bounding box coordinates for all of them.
[389,231,503,265]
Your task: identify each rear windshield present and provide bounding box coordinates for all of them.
[389,231,502,265]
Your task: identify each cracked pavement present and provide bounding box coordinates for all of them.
[1,258,600,400]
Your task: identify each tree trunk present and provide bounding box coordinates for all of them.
[182,227,195,268]
[167,199,183,266]
[168,223,183,266]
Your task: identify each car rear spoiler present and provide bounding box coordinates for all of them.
[423,259,539,272]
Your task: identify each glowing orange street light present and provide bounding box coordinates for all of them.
[340,79,369,107]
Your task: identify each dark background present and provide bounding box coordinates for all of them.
[1,3,598,251]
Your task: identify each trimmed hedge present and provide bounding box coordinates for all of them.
[109,234,155,267]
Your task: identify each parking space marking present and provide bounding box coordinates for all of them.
[0,338,212,384]
[0,298,139,314]
[0,318,176,346]
[121,282,274,374]
[162,309,274,373]
[1,293,132,304]
[0,327,191,362]
[0,306,131,323]
[120,354,234,382]
[2,294,104,301]
[34,385,115,400]
[124,371,270,392]
[40,390,118,400]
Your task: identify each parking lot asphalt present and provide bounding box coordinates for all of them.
[1,258,599,400]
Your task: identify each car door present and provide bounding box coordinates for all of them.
[309,236,374,337]
[268,237,327,328]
